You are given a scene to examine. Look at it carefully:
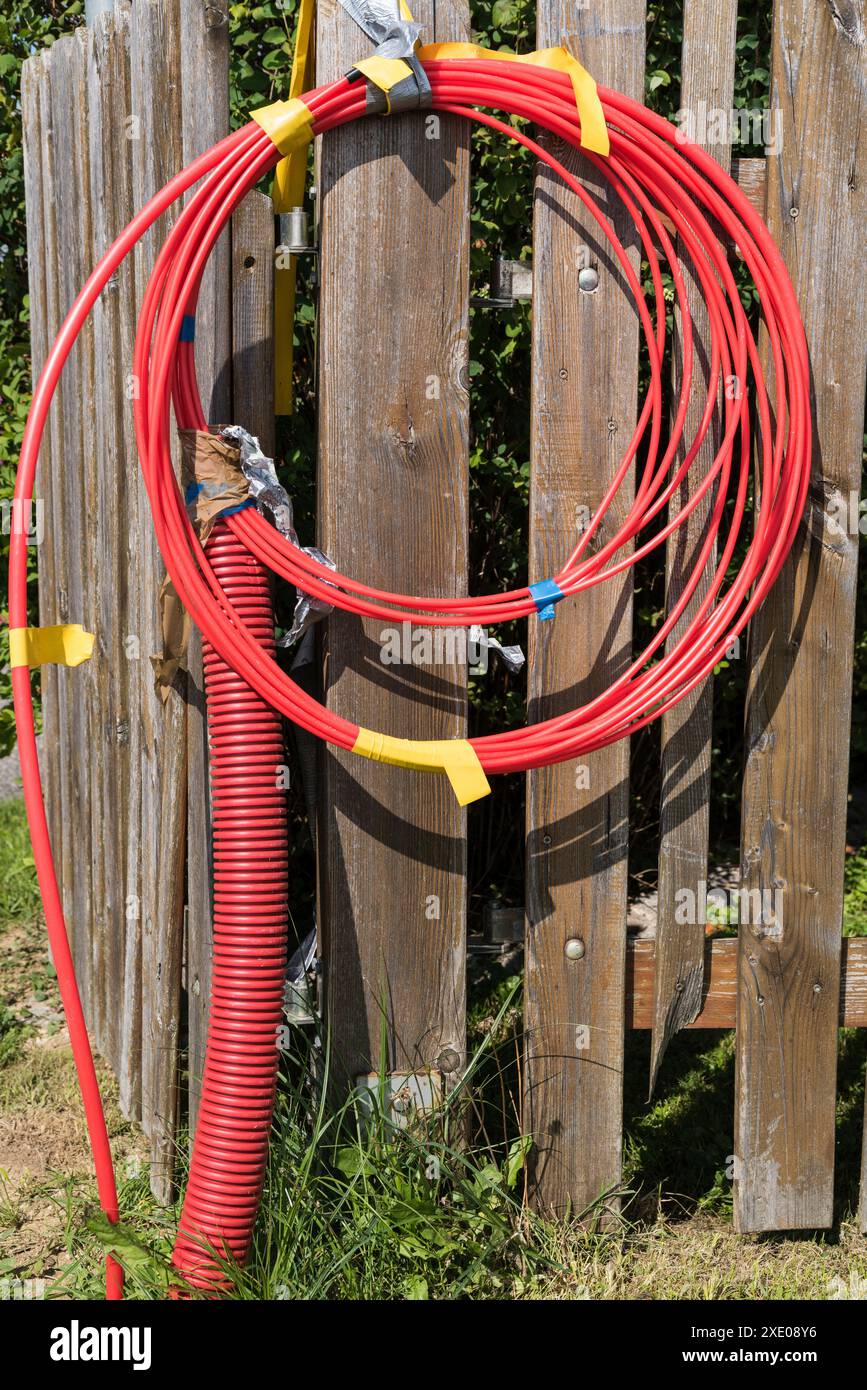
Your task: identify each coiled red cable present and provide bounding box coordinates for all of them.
[9,59,812,1299]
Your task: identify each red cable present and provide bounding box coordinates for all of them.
[9,61,812,1298]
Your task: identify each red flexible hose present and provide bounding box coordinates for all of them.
[172,523,287,1290]
[9,60,812,1299]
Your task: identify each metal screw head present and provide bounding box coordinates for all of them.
[564,937,585,960]
[578,266,599,293]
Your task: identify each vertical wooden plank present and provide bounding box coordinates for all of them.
[129,0,188,1200]
[315,0,471,1091]
[47,33,97,1034]
[73,24,106,1057]
[736,0,866,1233]
[113,0,145,1123]
[231,192,275,459]
[524,0,645,1215]
[86,2,142,1114]
[178,0,232,1132]
[650,0,738,1090]
[31,54,77,1015]
[21,55,62,911]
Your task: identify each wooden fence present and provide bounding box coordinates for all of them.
[21,0,867,1232]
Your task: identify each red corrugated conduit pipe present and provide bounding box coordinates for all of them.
[172,524,288,1289]
[9,60,813,1300]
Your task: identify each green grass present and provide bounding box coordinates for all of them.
[0,799,40,926]
[44,1021,867,1301]
[3,811,867,1300]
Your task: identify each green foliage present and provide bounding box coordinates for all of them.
[85,1213,173,1293]
[844,842,867,937]
[0,799,40,925]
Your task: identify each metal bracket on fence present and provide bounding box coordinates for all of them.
[277,208,316,257]
[471,254,534,310]
[354,1071,443,1128]
[468,902,524,954]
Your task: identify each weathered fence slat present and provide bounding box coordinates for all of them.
[40,32,100,1045]
[630,937,867,1031]
[47,34,98,1038]
[86,8,138,1088]
[129,0,188,1198]
[32,50,78,1034]
[650,0,738,1092]
[524,0,646,1217]
[315,0,471,1095]
[179,0,232,1137]
[21,55,63,949]
[735,0,866,1233]
[72,27,107,1060]
[110,1,145,1124]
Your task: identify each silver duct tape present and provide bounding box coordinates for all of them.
[336,0,431,111]
[468,624,525,674]
[221,425,336,648]
[278,545,337,648]
[363,52,432,114]
[336,0,416,46]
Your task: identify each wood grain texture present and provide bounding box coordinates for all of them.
[735,0,867,1233]
[629,937,867,1030]
[731,157,768,223]
[110,0,145,1123]
[86,8,138,1086]
[651,0,738,1093]
[47,34,97,1036]
[21,55,63,933]
[129,0,188,1199]
[31,52,79,1043]
[315,0,471,1091]
[524,0,645,1217]
[178,0,231,1134]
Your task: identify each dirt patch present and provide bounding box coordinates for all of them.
[0,907,148,1290]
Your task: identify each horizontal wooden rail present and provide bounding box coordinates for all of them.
[628,937,867,1030]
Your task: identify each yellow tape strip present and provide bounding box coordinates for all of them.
[9,624,95,670]
[355,54,414,95]
[353,728,491,806]
[418,42,609,155]
[250,97,314,159]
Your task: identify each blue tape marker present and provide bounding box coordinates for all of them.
[528,578,565,621]
[185,483,253,517]
[219,499,256,518]
[179,315,196,343]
